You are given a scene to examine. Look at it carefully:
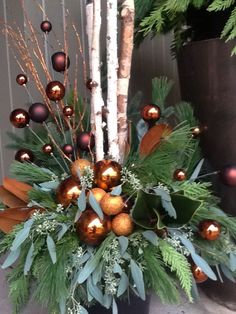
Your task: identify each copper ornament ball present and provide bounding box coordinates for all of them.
[40,20,52,33]
[100,194,124,216]
[16,74,28,86]
[10,109,30,128]
[173,169,187,181]
[63,106,74,118]
[141,104,161,123]
[51,52,70,73]
[42,143,53,154]
[77,132,95,152]
[198,219,221,241]
[86,79,98,91]
[71,159,92,181]
[56,177,81,207]
[15,149,34,163]
[220,165,236,186]
[94,159,122,191]
[45,81,65,101]
[191,264,208,283]
[111,213,134,236]
[28,103,49,123]
[88,188,107,204]
[76,209,111,246]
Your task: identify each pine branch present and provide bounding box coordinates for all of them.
[208,0,235,11]
[152,77,174,107]
[28,188,57,210]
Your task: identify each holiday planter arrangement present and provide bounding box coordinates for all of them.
[1,1,236,314]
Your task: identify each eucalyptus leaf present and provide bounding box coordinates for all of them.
[78,255,100,283]
[220,264,236,283]
[87,276,104,305]
[103,294,112,309]
[78,189,86,212]
[89,192,104,219]
[92,262,104,285]
[113,262,122,275]
[24,242,34,275]
[80,306,88,314]
[136,119,148,141]
[117,272,129,297]
[10,218,34,251]
[154,188,176,219]
[57,224,70,241]
[118,236,129,256]
[142,230,159,246]
[191,275,199,301]
[191,252,217,281]
[229,253,236,271]
[39,180,59,190]
[2,248,21,269]
[112,298,118,314]
[178,234,195,254]
[74,208,82,222]
[110,185,122,196]
[47,234,57,264]
[190,158,204,181]
[59,298,66,314]
[130,259,146,300]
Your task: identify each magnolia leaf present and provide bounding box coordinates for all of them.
[87,276,104,305]
[113,262,122,275]
[142,230,159,246]
[110,185,122,196]
[117,272,129,297]
[130,259,146,300]
[47,235,57,264]
[190,158,204,181]
[2,248,21,269]
[220,264,236,283]
[118,236,129,256]
[112,298,118,314]
[57,224,70,241]
[24,242,34,275]
[229,253,236,271]
[10,218,34,251]
[191,252,217,281]
[89,192,104,220]
[78,189,86,212]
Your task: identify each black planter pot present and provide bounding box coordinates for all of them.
[177,38,236,310]
[87,295,151,314]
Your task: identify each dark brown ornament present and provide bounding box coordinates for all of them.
[141,104,161,124]
[28,103,49,123]
[191,264,208,283]
[51,52,70,73]
[156,228,168,238]
[40,20,52,33]
[45,81,65,101]
[191,126,201,138]
[86,79,98,91]
[173,169,187,181]
[198,220,221,241]
[220,165,236,186]
[56,177,81,207]
[71,159,92,181]
[94,160,122,191]
[77,132,95,152]
[62,144,74,156]
[112,213,134,236]
[63,106,74,118]
[16,74,28,86]
[10,109,30,128]
[42,143,53,154]
[15,149,34,163]
[76,209,111,246]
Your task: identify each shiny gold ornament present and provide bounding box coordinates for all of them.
[173,169,187,181]
[191,264,208,283]
[76,209,111,246]
[100,194,124,216]
[191,126,201,138]
[71,159,92,181]
[45,81,65,101]
[94,160,122,191]
[10,109,30,128]
[198,220,221,241]
[88,188,106,203]
[16,74,28,86]
[111,213,134,236]
[56,177,81,207]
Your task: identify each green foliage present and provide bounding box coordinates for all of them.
[28,188,57,210]
[159,240,193,301]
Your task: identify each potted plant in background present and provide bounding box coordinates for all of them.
[135,0,236,310]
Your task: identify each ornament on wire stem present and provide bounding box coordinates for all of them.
[198,220,221,241]
[51,52,70,73]
[86,79,98,91]
[56,177,81,207]
[62,144,74,157]
[15,149,34,163]
[71,159,92,181]
[220,165,236,186]
[100,194,124,216]
[46,81,65,101]
[42,143,53,155]
[76,209,111,246]
[191,126,201,138]
[94,160,122,191]
[63,106,74,118]
[141,104,161,127]
[191,264,208,283]
[16,74,28,86]
[10,109,30,128]
[77,132,95,152]
[40,20,52,33]
[173,169,187,181]
[28,103,49,123]
[111,213,134,236]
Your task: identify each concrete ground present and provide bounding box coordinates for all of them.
[0,266,235,314]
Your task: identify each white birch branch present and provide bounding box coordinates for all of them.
[117,0,135,162]
[106,0,119,161]
[91,0,104,161]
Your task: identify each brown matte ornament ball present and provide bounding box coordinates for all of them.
[141,104,161,123]
[42,143,53,154]
[46,81,65,101]
[71,159,92,181]
[88,188,107,204]
[191,264,208,283]
[16,74,28,86]
[56,177,81,207]
[40,20,52,33]
[198,220,221,241]
[100,194,124,216]
[173,169,187,181]
[15,149,34,163]
[77,132,95,152]
[51,52,70,73]
[76,209,111,246]
[63,106,74,118]
[112,213,134,236]
[220,165,236,186]
[94,160,122,191]
[10,109,30,128]
[29,103,49,123]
